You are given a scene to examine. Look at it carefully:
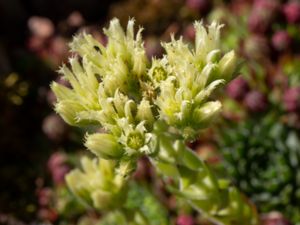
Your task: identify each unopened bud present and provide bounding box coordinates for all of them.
[218,50,237,82]
[85,133,124,159]
[66,169,92,204]
[55,100,85,126]
[50,82,74,102]
[132,51,147,78]
[206,49,221,63]
[136,99,155,126]
[91,189,116,210]
[193,101,221,126]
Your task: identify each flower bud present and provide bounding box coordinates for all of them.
[85,133,124,159]
[136,98,155,126]
[132,50,147,78]
[50,81,75,102]
[193,101,221,126]
[66,157,127,210]
[272,31,292,52]
[66,169,92,204]
[54,100,85,126]
[218,50,237,82]
[198,63,218,87]
[283,2,300,24]
[124,100,137,123]
[206,49,221,63]
[91,189,116,210]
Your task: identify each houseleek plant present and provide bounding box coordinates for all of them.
[51,18,259,225]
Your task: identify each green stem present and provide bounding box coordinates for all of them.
[150,123,260,225]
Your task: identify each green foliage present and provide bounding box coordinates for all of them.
[283,57,300,86]
[219,117,300,224]
[99,182,169,225]
[153,122,258,225]
[124,182,170,225]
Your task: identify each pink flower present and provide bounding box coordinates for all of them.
[261,212,291,225]
[244,90,268,112]
[283,2,300,24]
[144,36,163,59]
[186,0,212,14]
[183,24,196,42]
[38,208,58,222]
[244,35,270,60]
[272,31,292,51]
[51,165,70,185]
[47,152,70,185]
[47,152,67,173]
[248,0,280,33]
[283,86,300,113]
[133,157,152,180]
[226,76,250,101]
[38,187,53,206]
[28,16,54,38]
[176,214,195,225]
[42,114,68,142]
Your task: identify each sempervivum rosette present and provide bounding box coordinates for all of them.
[219,117,300,224]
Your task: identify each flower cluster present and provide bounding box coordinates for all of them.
[154,21,237,138]
[51,18,237,165]
[66,157,126,210]
[51,18,257,225]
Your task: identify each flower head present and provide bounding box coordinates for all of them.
[52,18,238,168]
[66,157,126,210]
[154,21,237,139]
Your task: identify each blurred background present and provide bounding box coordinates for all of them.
[1,0,300,224]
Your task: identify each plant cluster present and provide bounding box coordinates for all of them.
[219,117,300,224]
[5,0,300,224]
[51,18,258,225]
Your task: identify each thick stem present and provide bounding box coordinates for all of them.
[150,125,260,225]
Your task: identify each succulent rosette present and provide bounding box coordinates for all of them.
[219,117,300,224]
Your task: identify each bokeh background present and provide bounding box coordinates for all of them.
[1,0,300,224]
